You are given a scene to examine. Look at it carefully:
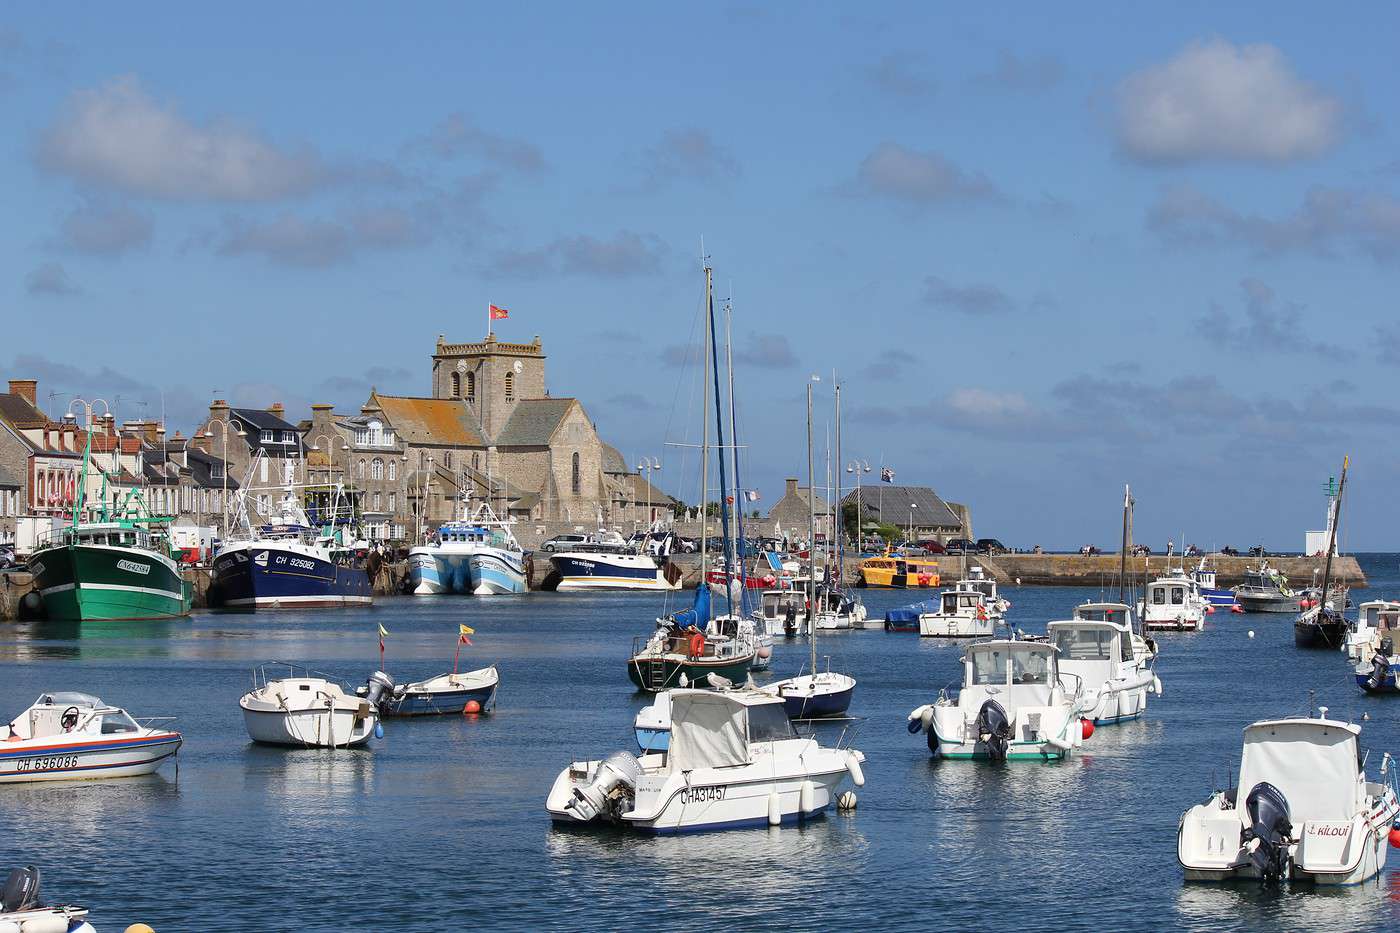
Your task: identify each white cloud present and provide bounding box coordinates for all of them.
[1117,38,1342,164]
[217,206,433,267]
[853,142,1000,205]
[488,231,667,279]
[947,388,1032,420]
[38,75,325,200]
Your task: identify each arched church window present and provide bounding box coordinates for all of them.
[571,452,580,494]
[450,372,461,397]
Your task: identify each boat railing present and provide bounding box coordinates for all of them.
[252,660,355,692]
[134,715,179,728]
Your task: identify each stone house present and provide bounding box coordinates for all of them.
[192,401,304,520]
[839,484,971,542]
[760,477,834,542]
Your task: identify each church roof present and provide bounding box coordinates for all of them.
[372,394,485,447]
[494,398,577,447]
[601,442,629,474]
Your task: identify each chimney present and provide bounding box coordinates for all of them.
[7,379,36,406]
[269,402,284,418]
[785,478,799,497]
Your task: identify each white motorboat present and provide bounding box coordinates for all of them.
[0,692,181,784]
[548,688,865,833]
[1046,612,1161,726]
[1345,600,1400,663]
[1177,709,1400,885]
[907,639,1090,760]
[812,587,868,631]
[1139,570,1210,631]
[754,587,806,637]
[0,867,96,933]
[918,588,999,638]
[240,664,380,748]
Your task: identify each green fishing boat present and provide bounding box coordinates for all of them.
[28,434,193,622]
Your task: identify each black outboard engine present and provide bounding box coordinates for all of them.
[784,604,799,638]
[975,699,1012,762]
[2,865,41,912]
[1368,638,1393,691]
[1244,781,1293,885]
[363,671,395,711]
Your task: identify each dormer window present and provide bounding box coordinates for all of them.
[260,430,274,444]
[282,431,295,444]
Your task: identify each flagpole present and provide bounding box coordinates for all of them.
[453,638,461,676]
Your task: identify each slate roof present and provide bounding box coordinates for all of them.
[0,391,46,428]
[186,447,239,490]
[230,408,305,456]
[372,394,484,447]
[840,484,961,528]
[494,398,576,447]
[0,463,18,489]
[601,442,629,475]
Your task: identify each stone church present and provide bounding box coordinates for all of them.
[300,333,671,542]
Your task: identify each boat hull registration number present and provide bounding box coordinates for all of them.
[681,785,727,804]
[13,755,81,772]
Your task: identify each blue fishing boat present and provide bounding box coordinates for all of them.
[1190,559,1237,609]
[409,503,526,595]
[884,598,939,632]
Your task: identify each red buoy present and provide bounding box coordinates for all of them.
[1081,719,1095,740]
[1389,827,1400,849]
[462,700,482,715]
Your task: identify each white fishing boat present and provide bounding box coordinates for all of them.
[1046,612,1161,726]
[1072,602,1157,666]
[907,639,1090,760]
[1345,600,1400,663]
[240,664,380,748]
[918,588,998,638]
[1139,570,1209,631]
[548,688,865,833]
[755,587,807,637]
[550,536,681,591]
[1177,708,1400,885]
[0,692,181,784]
[409,502,525,595]
[812,587,868,631]
[0,867,96,933]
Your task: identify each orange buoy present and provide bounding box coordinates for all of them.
[1081,719,1095,740]
[1389,827,1400,849]
[462,700,482,715]
[688,632,705,658]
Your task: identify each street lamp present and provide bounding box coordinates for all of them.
[908,503,918,542]
[204,417,246,538]
[416,455,435,545]
[636,456,661,527]
[308,434,351,529]
[63,397,112,521]
[845,458,871,551]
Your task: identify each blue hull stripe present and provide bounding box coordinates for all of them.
[0,734,179,759]
[213,547,372,608]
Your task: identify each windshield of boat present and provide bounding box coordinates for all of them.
[747,702,795,742]
[1052,626,1113,661]
[1010,647,1051,684]
[1151,587,1166,605]
[1171,587,1185,605]
[99,710,141,734]
[969,647,1006,685]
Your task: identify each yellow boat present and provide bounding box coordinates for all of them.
[858,554,939,588]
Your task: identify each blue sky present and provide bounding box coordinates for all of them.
[4,4,1399,550]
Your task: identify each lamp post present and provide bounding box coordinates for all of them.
[204,418,246,538]
[62,397,111,522]
[908,503,918,542]
[417,455,434,545]
[308,434,350,528]
[636,456,661,527]
[845,458,871,552]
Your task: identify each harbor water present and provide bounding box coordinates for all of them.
[4,556,1400,931]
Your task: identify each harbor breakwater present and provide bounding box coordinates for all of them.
[0,553,1366,619]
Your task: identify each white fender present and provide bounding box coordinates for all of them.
[1152,675,1163,697]
[847,752,865,787]
[799,779,815,814]
[767,790,781,826]
[0,920,20,933]
[18,916,68,933]
[920,706,934,732]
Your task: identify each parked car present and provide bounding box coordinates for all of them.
[1247,545,1268,558]
[914,539,946,554]
[1220,545,1239,557]
[0,544,17,570]
[540,534,588,553]
[975,538,1008,555]
[944,538,976,554]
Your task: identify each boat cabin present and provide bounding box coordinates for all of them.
[938,590,987,617]
[1047,619,1133,687]
[38,522,154,552]
[758,589,806,624]
[665,690,795,772]
[1074,602,1135,628]
[1234,719,1364,827]
[952,566,998,601]
[1146,580,1190,610]
[3,693,141,742]
[960,641,1061,713]
[859,555,939,587]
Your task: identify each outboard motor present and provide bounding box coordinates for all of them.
[784,604,799,638]
[1368,639,1393,691]
[565,751,642,822]
[1244,781,1293,885]
[1,865,41,912]
[975,699,1012,762]
[363,671,395,711]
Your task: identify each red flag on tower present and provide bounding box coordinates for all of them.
[489,304,510,320]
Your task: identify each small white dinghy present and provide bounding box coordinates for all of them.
[0,692,181,784]
[240,663,380,748]
[0,866,96,933]
[549,688,865,833]
[907,639,1090,761]
[1177,708,1400,886]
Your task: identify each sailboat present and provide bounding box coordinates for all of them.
[626,258,756,691]
[29,430,193,621]
[760,378,856,719]
[1295,456,1351,649]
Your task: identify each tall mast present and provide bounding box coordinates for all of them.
[698,260,712,590]
[1318,455,1348,608]
[724,295,743,613]
[709,267,733,617]
[1118,484,1129,603]
[807,380,817,668]
[834,381,842,590]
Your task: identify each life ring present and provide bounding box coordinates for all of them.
[687,633,705,658]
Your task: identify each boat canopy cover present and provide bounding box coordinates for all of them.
[1235,720,1362,826]
[670,584,711,629]
[669,690,758,772]
[764,551,784,573]
[885,599,940,625]
[37,692,102,708]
